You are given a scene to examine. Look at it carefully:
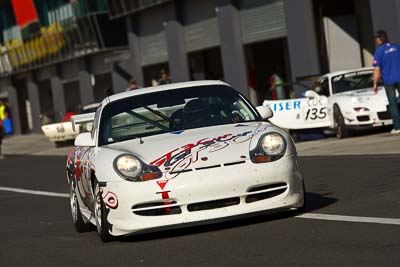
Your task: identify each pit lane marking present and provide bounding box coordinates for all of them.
[0,186,69,198]
[1,186,400,226]
[296,213,400,225]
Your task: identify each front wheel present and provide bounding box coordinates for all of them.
[94,181,114,242]
[69,181,94,233]
[334,106,350,139]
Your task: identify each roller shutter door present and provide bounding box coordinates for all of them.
[183,0,220,52]
[240,0,287,44]
[139,6,168,66]
[140,32,168,66]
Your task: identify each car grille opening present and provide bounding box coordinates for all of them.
[246,183,287,203]
[356,115,370,122]
[187,197,240,212]
[132,201,182,216]
[377,111,391,120]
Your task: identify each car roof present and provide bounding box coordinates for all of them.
[106,80,230,104]
[321,67,374,79]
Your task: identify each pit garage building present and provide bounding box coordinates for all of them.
[0,0,398,134]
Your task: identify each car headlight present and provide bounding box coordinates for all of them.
[114,154,162,182]
[250,132,287,163]
[261,133,285,156]
[115,154,142,178]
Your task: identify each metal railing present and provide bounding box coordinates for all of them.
[106,0,171,19]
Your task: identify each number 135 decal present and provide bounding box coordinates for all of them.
[305,107,327,120]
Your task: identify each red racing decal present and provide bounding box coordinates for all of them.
[150,148,179,167]
[157,180,169,190]
[150,130,256,184]
[102,191,118,209]
[158,191,171,212]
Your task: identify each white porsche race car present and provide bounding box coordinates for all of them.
[264,68,397,138]
[67,81,305,241]
[41,103,100,145]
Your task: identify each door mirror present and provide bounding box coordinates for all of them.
[256,106,273,120]
[74,132,95,147]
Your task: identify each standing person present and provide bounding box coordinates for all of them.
[247,67,258,106]
[0,99,11,135]
[372,30,400,134]
[268,67,285,100]
[158,69,172,85]
[126,79,139,91]
[0,99,6,121]
[0,118,4,159]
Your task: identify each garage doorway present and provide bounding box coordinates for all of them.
[13,78,31,133]
[93,73,113,102]
[244,37,291,103]
[143,62,169,87]
[37,80,55,124]
[188,47,224,81]
[63,81,81,114]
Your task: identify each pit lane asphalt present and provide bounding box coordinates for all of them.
[0,154,399,266]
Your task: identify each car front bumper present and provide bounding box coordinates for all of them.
[343,109,393,128]
[98,154,304,237]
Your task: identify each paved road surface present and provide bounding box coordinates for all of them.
[1,154,399,266]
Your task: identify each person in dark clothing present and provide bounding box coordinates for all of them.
[158,70,172,85]
[372,30,400,134]
[126,79,140,91]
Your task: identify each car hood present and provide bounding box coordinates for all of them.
[334,87,388,106]
[101,122,277,172]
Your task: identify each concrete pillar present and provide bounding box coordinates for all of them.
[165,2,190,83]
[50,76,66,122]
[216,0,248,97]
[369,0,400,43]
[26,79,42,133]
[283,0,320,81]
[78,70,94,105]
[126,16,144,87]
[111,67,128,93]
[354,0,375,67]
[6,86,21,134]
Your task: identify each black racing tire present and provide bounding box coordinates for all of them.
[55,141,63,148]
[299,179,306,212]
[69,181,94,233]
[334,106,350,139]
[94,180,114,242]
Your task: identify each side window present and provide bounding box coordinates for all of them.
[91,105,102,139]
[320,79,330,96]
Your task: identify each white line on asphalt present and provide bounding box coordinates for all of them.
[296,213,400,225]
[0,186,69,198]
[1,186,400,226]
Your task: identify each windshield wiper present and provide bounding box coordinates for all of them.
[139,104,175,127]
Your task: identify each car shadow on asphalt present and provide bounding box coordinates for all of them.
[119,192,337,243]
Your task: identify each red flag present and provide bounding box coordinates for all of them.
[11,0,39,28]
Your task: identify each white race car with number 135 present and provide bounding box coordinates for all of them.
[264,67,398,138]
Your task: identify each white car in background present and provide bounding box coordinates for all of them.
[264,67,396,138]
[41,102,100,145]
[67,81,305,241]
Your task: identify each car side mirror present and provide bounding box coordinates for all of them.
[74,132,95,147]
[256,106,273,120]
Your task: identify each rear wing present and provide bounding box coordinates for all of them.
[71,112,95,131]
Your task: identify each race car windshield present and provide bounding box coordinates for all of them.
[332,71,383,94]
[98,85,259,146]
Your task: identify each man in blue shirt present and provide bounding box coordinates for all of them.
[372,30,400,134]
